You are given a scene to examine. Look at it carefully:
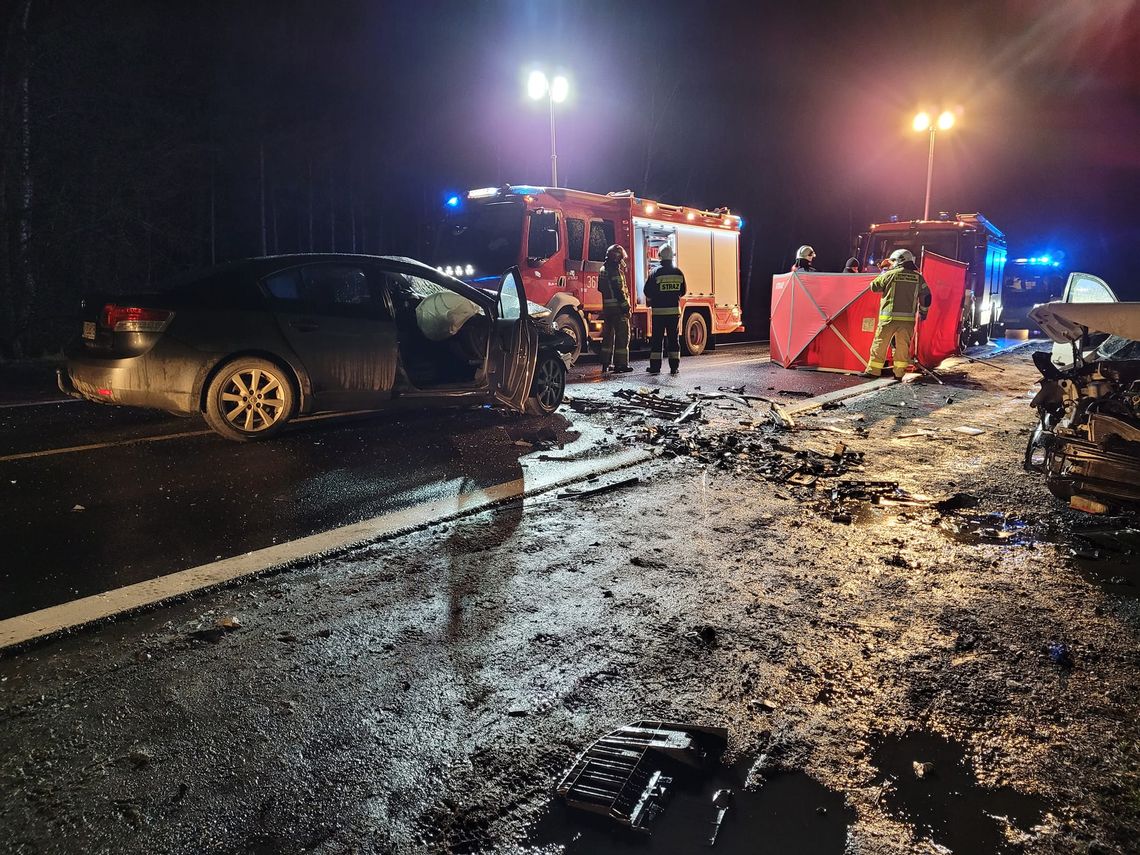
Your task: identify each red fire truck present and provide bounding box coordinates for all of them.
[433,185,745,363]
[855,213,1007,347]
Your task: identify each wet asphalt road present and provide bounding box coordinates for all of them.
[0,343,863,619]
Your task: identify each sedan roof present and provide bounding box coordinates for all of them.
[234,253,497,311]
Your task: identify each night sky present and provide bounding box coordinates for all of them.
[3,0,1139,353]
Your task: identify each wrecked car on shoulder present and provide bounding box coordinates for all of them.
[1026,272,1140,509]
[58,256,575,441]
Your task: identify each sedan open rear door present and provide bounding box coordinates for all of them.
[490,267,538,410]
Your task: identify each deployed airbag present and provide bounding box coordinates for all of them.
[416,291,482,341]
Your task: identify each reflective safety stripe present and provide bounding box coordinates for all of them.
[868,358,886,369]
[667,351,681,358]
[880,313,915,321]
[651,307,681,316]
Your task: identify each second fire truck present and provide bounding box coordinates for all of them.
[434,184,745,363]
[856,212,1007,347]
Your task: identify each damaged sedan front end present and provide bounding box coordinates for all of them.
[1026,276,1140,510]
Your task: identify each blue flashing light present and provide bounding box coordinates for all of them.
[445,195,461,208]
[510,185,544,195]
[1040,255,1051,263]
[1053,262,1060,267]
[737,217,746,230]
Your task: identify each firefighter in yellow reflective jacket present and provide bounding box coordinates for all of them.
[864,248,932,380]
[643,244,687,375]
[598,244,633,373]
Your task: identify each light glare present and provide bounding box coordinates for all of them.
[550,76,569,103]
[913,111,931,132]
[937,110,955,130]
[527,71,548,100]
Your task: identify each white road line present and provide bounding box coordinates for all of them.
[712,338,769,349]
[695,355,771,369]
[0,409,383,464]
[1,428,214,462]
[0,397,81,409]
[782,377,896,414]
[0,447,651,650]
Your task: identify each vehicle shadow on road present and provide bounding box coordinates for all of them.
[439,413,576,644]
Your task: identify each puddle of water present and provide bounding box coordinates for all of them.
[1069,549,1140,598]
[939,512,1034,546]
[528,762,851,854]
[872,732,1049,853]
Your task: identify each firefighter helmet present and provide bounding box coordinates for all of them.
[658,244,674,261]
[797,245,816,259]
[605,244,627,262]
[889,248,915,266]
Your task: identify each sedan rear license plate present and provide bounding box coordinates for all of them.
[82,321,96,340]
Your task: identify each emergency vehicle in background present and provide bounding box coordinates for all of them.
[856,212,1007,347]
[1001,253,1068,336]
[433,184,745,363]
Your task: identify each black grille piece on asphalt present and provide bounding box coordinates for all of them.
[556,720,728,832]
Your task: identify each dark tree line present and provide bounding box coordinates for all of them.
[0,2,440,358]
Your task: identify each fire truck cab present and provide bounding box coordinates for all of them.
[856,213,1007,347]
[434,185,744,363]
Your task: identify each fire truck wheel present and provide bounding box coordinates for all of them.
[525,353,567,415]
[553,310,586,366]
[682,311,709,357]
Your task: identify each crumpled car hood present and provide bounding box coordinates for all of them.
[1029,301,1140,343]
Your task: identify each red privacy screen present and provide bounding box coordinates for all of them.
[770,254,967,371]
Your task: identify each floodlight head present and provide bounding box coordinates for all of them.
[913,111,931,132]
[527,71,549,100]
[550,75,569,103]
[937,110,955,131]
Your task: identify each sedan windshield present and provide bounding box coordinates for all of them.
[435,201,524,275]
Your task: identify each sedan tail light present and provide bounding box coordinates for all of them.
[99,304,175,333]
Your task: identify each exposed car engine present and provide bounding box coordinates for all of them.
[1027,347,1140,507]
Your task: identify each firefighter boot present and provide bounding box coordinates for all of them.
[647,358,661,375]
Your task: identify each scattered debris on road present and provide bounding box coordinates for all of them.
[559,475,641,500]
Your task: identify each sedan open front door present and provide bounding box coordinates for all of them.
[491,267,538,410]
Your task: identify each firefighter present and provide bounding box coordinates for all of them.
[598,244,633,373]
[644,244,687,375]
[844,256,861,273]
[792,245,817,272]
[863,248,932,380]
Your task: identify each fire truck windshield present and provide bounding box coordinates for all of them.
[435,201,525,275]
[864,232,960,268]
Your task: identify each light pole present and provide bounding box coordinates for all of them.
[913,110,956,220]
[527,70,569,187]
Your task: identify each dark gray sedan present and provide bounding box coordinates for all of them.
[59,255,573,441]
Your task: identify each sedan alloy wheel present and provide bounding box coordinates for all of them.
[204,357,296,441]
[525,353,567,415]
